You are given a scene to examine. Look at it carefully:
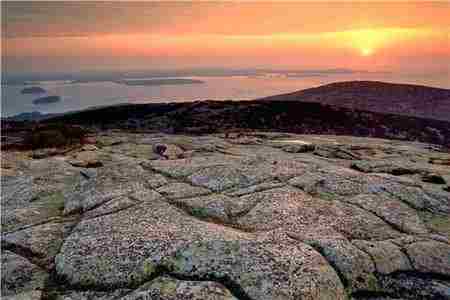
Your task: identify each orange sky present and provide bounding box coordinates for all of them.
[2,2,449,74]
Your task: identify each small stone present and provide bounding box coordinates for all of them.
[153,143,184,159]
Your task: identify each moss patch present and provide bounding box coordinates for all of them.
[316,191,337,201]
[39,191,65,215]
[420,212,450,238]
[142,260,156,277]
[190,207,209,218]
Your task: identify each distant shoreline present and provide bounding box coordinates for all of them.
[113,78,205,86]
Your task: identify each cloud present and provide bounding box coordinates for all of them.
[2,2,449,38]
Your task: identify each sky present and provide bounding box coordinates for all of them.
[2,1,450,76]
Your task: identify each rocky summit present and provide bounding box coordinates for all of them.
[1,130,449,300]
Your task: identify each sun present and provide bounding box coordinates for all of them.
[361,48,373,56]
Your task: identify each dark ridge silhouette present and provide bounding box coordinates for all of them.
[259,81,450,122]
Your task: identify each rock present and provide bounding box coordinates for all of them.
[102,143,160,160]
[314,144,361,160]
[429,157,450,166]
[96,136,124,147]
[2,159,76,231]
[55,199,251,288]
[144,153,237,178]
[282,143,315,153]
[3,132,450,299]
[2,221,74,268]
[303,238,378,292]
[31,148,59,159]
[1,251,48,297]
[224,180,284,197]
[345,194,428,235]
[2,290,42,300]
[53,289,129,300]
[163,240,346,300]
[404,240,450,275]
[82,195,140,219]
[145,173,169,189]
[69,151,103,168]
[226,136,262,145]
[122,276,239,300]
[156,182,211,199]
[377,273,450,300]
[188,165,252,192]
[351,160,423,175]
[233,187,400,240]
[352,240,412,274]
[153,143,184,159]
[63,165,161,215]
[172,194,232,222]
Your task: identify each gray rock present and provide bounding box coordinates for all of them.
[188,165,253,192]
[352,240,412,274]
[163,240,345,300]
[156,182,211,199]
[121,276,238,300]
[404,240,450,275]
[345,194,428,235]
[55,199,251,288]
[224,180,284,197]
[172,194,232,222]
[2,221,74,268]
[69,151,103,168]
[1,251,48,297]
[303,238,378,292]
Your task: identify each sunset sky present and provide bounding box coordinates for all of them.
[2,1,449,75]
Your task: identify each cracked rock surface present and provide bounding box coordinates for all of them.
[1,132,450,299]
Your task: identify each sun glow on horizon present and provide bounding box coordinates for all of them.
[361,48,374,56]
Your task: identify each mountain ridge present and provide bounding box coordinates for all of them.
[258,81,450,122]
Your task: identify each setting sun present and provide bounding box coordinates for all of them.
[361,48,374,56]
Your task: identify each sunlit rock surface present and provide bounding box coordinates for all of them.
[1,132,449,299]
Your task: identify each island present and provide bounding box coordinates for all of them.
[32,95,61,105]
[21,86,46,94]
[114,78,204,86]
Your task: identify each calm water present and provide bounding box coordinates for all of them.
[2,73,449,117]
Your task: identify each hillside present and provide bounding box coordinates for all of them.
[259,81,450,122]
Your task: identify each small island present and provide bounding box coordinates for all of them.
[32,95,61,105]
[115,78,204,86]
[21,86,46,94]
